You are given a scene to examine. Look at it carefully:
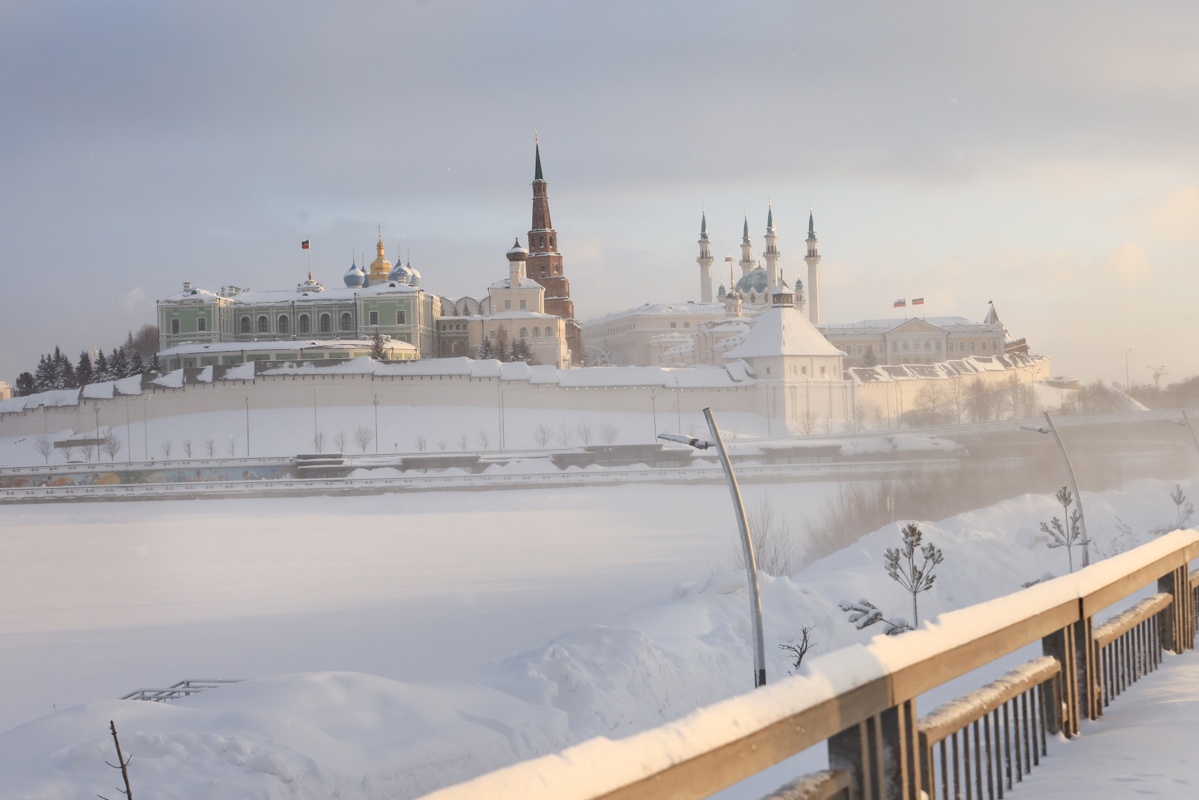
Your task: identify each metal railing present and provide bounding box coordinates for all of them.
[120,679,242,702]
[420,531,1199,800]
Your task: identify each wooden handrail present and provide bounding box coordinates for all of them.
[421,530,1199,800]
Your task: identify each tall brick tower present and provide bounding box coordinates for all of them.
[526,141,582,364]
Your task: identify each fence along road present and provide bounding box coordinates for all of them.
[418,530,1199,800]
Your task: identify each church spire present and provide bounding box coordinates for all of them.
[534,134,544,182]
[697,206,713,303]
[805,206,822,324]
[739,212,754,277]
[525,139,581,364]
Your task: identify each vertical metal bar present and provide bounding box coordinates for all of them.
[972,720,983,800]
[1003,700,1013,789]
[1021,690,1032,770]
[703,407,766,688]
[939,739,949,800]
[952,732,961,800]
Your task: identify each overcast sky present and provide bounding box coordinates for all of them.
[2,1,1197,388]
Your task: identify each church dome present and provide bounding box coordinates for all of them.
[735,267,767,296]
[506,237,528,261]
[344,261,366,287]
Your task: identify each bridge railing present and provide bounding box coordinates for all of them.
[420,530,1199,800]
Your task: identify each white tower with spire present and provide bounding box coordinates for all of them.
[805,209,822,324]
[738,214,755,278]
[697,209,713,303]
[763,204,780,293]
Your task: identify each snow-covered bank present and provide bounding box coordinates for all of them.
[2,477,1196,797]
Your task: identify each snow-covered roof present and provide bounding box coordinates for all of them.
[582,302,727,327]
[157,339,416,357]
[161,281,421,305]
[819,316,1000,335]
[723,304,843,360]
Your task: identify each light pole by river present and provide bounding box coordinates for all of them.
[244,396,251,457]
[1021,411,1090,567]
[660,407,767,689]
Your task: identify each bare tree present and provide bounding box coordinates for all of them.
[800,408,817,435]
[475,429,491,449]
[457,433,469,451]
[312,431,326,453]
[182,438,192,458]
[101,432,122,462]
[413,432,428,452]
[33,433,53,464]
[556,422,574,448]
[226,438,236,457]
[576,420,594,445]
[599,423,619,445]
[778,625,817,673]
[352,425,375,453]
[160,441,172,459]
[821,416,833,434]
[98,719,133,800]
[1041,486,1089,573]
[334,430,347,452]
[534,423,552,447]
[885,523,944,626]
[1170,484,1194,530]
[437,439,447,451]
[204,438,215,458]
[727,497,799,577]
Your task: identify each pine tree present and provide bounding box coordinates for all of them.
[109,347,129,379]
[369,331,388,361]
[76,351,94,387]
[15,372,35,396]
[477,338,496,360]
[128,349,145,376]
[33,354,54,392]
[510,338,534,364]
[94,350,111,382]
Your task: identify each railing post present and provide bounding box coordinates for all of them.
[1159,566,1196,653]
[1074,616,1101,721]
[1041,625,1079,736]
[829,701,920,800]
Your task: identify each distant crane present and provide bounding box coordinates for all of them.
[1149,365,1169,392]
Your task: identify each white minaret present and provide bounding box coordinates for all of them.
[697,209,713,303]
[507,237,528,287]
[805,209,822,324]
[763,204,780,293]
[738,214,755,277]
[794,276,807,317]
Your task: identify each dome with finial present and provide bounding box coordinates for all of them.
[344,260,366,287]
[506,237,528,261]
[367,233,392,283]
[387,257,422,287]
[735,266,767,295]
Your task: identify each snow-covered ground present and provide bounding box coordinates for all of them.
[2,470,1197,798]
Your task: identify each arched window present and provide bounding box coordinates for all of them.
[339,312,352,331]
[519,327,528,338]
[240,316,251,334]
[532,327,540,338]
[298,314,310,334]
[257,315,269,334]
[319,314,331,333]
[278,315,290,335]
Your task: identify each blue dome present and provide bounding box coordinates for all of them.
[734,267,767,296]
[388,259,422,286]
[344,262,366,288]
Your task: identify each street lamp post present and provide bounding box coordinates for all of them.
[659,407,767,689]
[244,396,251,457]
[93,403,100,462]
[1125,348,1132,392]
[373,394,380,454]
[1021,411,1090,566]
[124,397,131,464]
[142,394,151,461]
[650,387,658,439]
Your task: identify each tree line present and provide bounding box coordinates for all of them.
[14,325,159,397]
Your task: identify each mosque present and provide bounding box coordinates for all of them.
[580,208,1027,371]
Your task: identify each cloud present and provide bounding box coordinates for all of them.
[1134,186,1199,243]
[1104,241,1150,283]
[121,288,152,314]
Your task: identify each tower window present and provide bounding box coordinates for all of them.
[240,316,251,334]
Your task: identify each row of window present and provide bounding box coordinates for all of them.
[488,326,550,340]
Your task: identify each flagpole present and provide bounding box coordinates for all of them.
[307,238,311,274]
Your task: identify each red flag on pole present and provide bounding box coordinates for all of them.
[301,240,310,250]
[893,298,906,308]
